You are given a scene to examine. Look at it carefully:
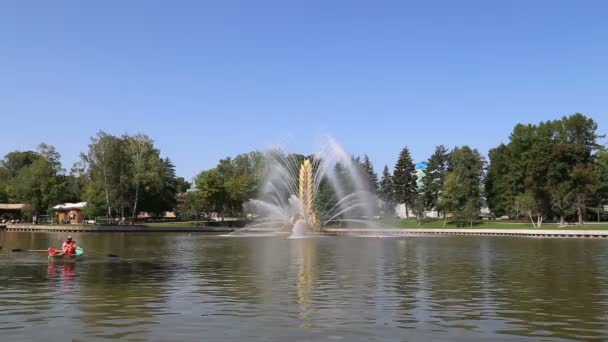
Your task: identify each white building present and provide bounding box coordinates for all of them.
[392,161,491,219]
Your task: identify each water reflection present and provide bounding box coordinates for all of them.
[2,232,608,341]
[489,239,608,339]
[295,239,317,327]
[47,262,77,283]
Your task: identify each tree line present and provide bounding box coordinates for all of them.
[187,111,608,228]
[184,152,264,220]
[0,131,190,222]
[372,113,607,226]
[1,113,607,226]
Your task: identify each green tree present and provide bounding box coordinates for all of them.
[83,132,181,221]
[555,113,604,153]
[515,192,546,228]
[571,163,599,224]
[486,144,517,217]
[486,113,604,224]
[361,155,379,194]
[0,150,41,203]
[524,142,584,227]
[64,160,88,203]
[83,131,126,218]
[411,192,427,225]
[550,181,576,226]
[593,151,608,220]
[393,146,417,217]
[1,150,40,177]
[193,168,228,219]
[378,165,395,217]
[126,134,163,221]
[315,178,339,225]
[485,122,549,218]
[422,145,449,215]
[188,151,264,220]
[139,158,181,215]
[175,177,191,193]
[11,144,65,219]
[439,146,484,226]
[0,164,11,203]
[439,173,462,226]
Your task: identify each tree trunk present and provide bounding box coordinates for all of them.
[405,203,409,218]
[577,194,584,225]
[131,183,140,224]
[559,215,565,227]
[537,215,543,228]
[528,211,537,228]
[443,216,448,227]
[99,144,112,219]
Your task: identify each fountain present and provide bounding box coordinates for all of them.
[230,138,379,238]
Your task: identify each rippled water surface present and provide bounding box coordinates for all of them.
[1,231,608,341]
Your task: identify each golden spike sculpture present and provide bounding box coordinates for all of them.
[299,158,319,229]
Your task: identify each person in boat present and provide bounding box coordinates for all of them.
[61,236,77,255]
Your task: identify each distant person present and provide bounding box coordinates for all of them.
[61,236,77,255]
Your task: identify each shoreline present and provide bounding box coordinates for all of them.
[3,224,608,238]
[324,227,608,238]
[0,224,235,233]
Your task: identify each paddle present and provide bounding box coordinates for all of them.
[93,251,120,258]
[12,248,118,257]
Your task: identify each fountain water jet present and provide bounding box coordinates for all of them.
[229,138,380,237]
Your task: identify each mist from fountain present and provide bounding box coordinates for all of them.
[229,137,379,237]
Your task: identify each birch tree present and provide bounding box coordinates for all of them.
[126,134,162,222]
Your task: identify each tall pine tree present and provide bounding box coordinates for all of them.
[362,154,379,194]
[393,146,417,217]
[422,145,449,215]
[379,165,395,216]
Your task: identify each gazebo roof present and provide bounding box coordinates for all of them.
[53,202,87,210]
[0,203,26,210]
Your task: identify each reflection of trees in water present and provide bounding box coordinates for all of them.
[420,237,608,339]
[0,232,83,334]
[388,239,429,327]
[2,231,59,250]
[78,233,174,259]
[0,264,55,330]
[490,239,608,340]
[193,238,287,304]
[1,232,63,300]
[78,261,174,340]
[191,238,322,327]
[301,238,404,328]
[423,238,488,329]
[77,234,175,341]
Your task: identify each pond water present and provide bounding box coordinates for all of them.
[1,231,608,341]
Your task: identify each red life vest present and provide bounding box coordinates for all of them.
[62,241,77,255]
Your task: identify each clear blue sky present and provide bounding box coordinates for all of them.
[1,0,607,181]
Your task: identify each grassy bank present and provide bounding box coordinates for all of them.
[142,221,200,228]
[142,220,246,228]
[144,219,608,230]
[383,219,608,230]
